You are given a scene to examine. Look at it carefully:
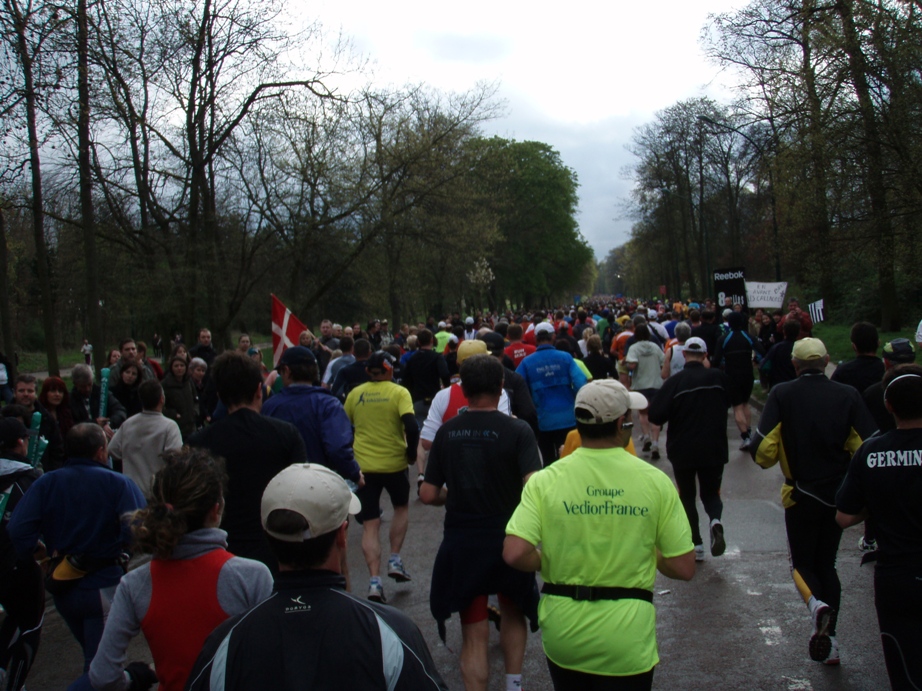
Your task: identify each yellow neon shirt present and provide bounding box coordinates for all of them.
[345,380,414,473]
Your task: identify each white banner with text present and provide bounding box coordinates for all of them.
[745,281,788,309]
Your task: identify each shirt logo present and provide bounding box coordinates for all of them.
[285,595,312,613]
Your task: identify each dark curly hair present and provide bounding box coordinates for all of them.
[130,448,228,559]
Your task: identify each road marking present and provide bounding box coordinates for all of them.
[782,677,813,690]
[758,619,782,646]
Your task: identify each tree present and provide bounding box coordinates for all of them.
[0,0,64,372]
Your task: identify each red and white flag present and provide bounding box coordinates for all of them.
[271,294,307,366]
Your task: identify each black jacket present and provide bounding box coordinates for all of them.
[188,409,306,571]
[402,350,450,403]
[751,371,877,506]
[186,570,448,691]
[648,362,731,468]
[69,385,127,430]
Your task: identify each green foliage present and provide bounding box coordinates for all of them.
[471,137,594,306]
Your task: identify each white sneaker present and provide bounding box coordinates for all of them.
[824,636,840,666]
[694,545,705,562]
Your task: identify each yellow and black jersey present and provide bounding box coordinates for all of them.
[751,371,877,508]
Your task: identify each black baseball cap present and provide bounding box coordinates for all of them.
[276,346,316,369]
[366,351,395,372]
[478,331,505,355]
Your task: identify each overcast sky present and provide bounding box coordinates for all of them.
[311,0,742,261]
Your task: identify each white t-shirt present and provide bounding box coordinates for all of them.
[916,319,922,347]
[420,386,512,442]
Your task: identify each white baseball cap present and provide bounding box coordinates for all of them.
[684,337,708,354]
[575,380,648,424]
[534,322,555,335]
[261,464,361,542]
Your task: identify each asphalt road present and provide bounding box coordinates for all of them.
[22,405,890,690]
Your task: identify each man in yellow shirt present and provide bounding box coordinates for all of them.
[504,380,695,689]
[345,351,419,603]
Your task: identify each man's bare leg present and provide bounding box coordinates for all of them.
[362,517,382,578]
[499,598,527,675]
[460,619,489,691]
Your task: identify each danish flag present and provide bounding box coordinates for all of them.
[271,294,307,366]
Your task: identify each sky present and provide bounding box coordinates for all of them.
[309,0,743,262]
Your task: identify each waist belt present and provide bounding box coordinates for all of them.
[541,583,653,603]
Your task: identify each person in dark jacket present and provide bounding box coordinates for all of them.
[711,311,764,450]
[0,418,43,691]
[188,328,217,368]
[760,318,801,391]
[863,339,917,434]
[649,338,732,562]
[402,329,451,426]
[831,321,885,396]
[188,352,307,574]
[186,464,447,691]
[109,361,144,419]
[162,356,197,439]
[69,365,127,439]
[330,338,373,401]
[8,423,146,679]
[582,334,617,382]
[261,347,361,485]
[11,374,65,470]
[750,338,877,666]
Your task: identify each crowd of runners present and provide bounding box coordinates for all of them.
[0,298,921,690]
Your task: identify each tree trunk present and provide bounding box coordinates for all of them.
[12,1,58,374]
[77,0,104,373]
[0,208,16,377]
[835,0,899,329]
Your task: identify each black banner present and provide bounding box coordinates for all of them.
[713,267,746,310]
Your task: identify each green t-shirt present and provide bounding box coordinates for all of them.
[345,380,414,473]
[506,446,692,676]
[434,330,452,354]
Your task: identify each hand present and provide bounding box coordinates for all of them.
[357,471,366,488]
[95,417,109,427]
[102,423,115,440]
[125,661,158,691]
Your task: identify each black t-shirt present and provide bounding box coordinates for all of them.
[862,381,894,433]
[425,410,542,518]
[831,355,885,396]
[188,409,307,556]
[837,428,922,567]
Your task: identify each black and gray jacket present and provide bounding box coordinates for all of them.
[186,570,448,691]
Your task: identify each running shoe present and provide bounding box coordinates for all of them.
[368,580,386,603]
[388,557,412,582]
[651,446,660,461]
[642,437,652,453]
[823,637,840,666]
[417,474,425,496]
[809,605,836,662]
[858,536,878,553]
[739,436,751,450]
[694,545,705,562]
[710,520,726,557]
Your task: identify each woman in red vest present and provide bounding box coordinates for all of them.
[85,448,273,691]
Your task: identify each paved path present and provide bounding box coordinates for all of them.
[20,404,888,690]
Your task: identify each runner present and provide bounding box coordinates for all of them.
[837,365,922,691]
[344,351,419,603]
[504,380,694,689]
[750,338,876,665]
